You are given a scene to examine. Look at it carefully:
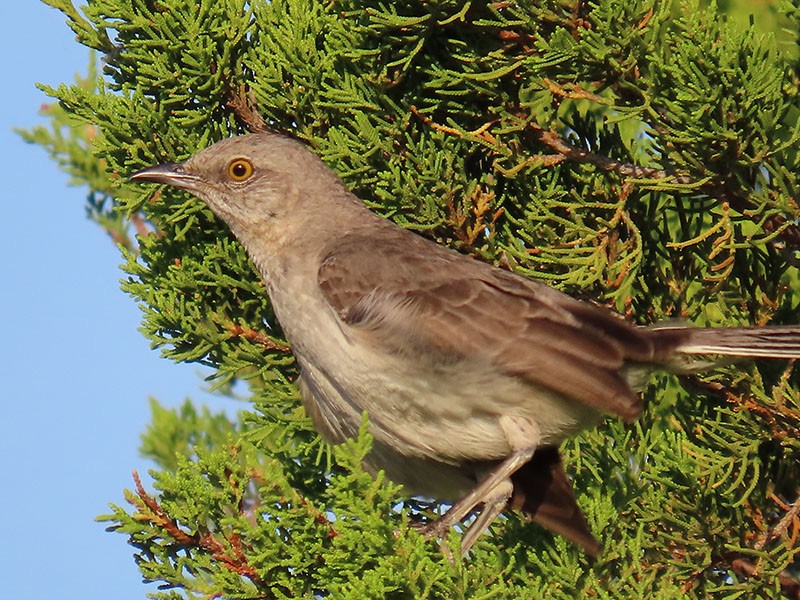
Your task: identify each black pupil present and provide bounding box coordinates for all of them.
[232,162,248,178]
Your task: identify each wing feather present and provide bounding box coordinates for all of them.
[318,228,663,420]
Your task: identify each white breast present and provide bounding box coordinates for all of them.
[270,279,599,468]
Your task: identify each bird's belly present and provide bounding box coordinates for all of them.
[297,341,600,466]
[275,289,600,476]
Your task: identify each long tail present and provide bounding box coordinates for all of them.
[672,325,800,359]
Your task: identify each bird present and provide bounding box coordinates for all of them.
[131,131,800,556]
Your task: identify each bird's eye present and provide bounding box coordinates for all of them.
[227,158,254,182]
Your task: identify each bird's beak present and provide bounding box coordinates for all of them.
[130,162,200,189]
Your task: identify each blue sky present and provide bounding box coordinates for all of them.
[0,4,221,597]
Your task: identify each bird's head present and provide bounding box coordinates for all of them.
[130,132,345,230]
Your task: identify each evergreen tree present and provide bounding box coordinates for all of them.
[24,0,800,597]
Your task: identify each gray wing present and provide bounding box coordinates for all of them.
[317,226,685,420]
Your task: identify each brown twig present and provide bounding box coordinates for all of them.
[636,6,655,30]
[130,471,269,589]
[227,85,268,133]
[409,106,498,145]
[541,78,608,104]
[755,493,800,551]
[528,122,695,182]
[228,324,291,352]
[131,470,195,545]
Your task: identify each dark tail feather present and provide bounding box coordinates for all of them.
[673,325,800,359]
[510,447,602,557]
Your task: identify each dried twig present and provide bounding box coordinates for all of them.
[228,324,291,352]
[755,493,800,551]
[227,85,268,133]
[131,470,269,590]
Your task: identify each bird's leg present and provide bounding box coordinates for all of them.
[417,479,513,561]
[458,479,513,554]
[418,415,539,552]
[418,446,534,538]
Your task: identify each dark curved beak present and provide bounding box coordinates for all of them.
[130,162,199,188]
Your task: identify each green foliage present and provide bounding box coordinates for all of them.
[28,0,800,597]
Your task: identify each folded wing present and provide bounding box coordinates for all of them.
[317,227,687,421]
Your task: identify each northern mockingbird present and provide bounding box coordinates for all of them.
[132,132,800,555]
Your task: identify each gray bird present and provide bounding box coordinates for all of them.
[131,132,800,555]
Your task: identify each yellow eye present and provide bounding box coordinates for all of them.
[227,158,254,182]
